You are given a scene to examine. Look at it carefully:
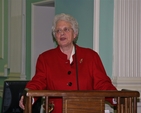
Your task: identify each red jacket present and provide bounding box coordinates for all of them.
[26,45,117,112]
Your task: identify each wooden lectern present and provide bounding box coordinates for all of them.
[24,90,140,113]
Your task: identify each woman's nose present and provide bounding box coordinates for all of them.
[60,30,65,35]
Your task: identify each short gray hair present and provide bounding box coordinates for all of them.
[52,13,79,37]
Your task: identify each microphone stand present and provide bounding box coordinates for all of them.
[74,43,79,90]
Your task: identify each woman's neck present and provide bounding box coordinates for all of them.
[60,44,74,59]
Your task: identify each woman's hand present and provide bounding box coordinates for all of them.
[19,96,25,110]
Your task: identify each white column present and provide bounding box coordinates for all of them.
[113,0,141,112]
[8,0,26,80]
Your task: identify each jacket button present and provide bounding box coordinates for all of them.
[67,82,72,86]
[68,71,71,75]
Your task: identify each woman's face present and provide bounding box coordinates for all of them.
[54,20,76,47]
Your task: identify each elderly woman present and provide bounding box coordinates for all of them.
[19,13,116,113]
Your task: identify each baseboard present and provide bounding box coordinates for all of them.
[112,77,141,91]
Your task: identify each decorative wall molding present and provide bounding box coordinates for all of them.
[112,77,141,91]
[7,72,24,80]
[7,0,26,80]
[0,0,4,59]
[33,0,54,5]
[93,0,100,53]
[113,0,141,78]
[21,0,26,80]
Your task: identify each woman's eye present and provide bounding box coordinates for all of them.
[56,29,61,33]
[64,28,69,32]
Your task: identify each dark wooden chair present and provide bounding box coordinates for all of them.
[24,90,140,113]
